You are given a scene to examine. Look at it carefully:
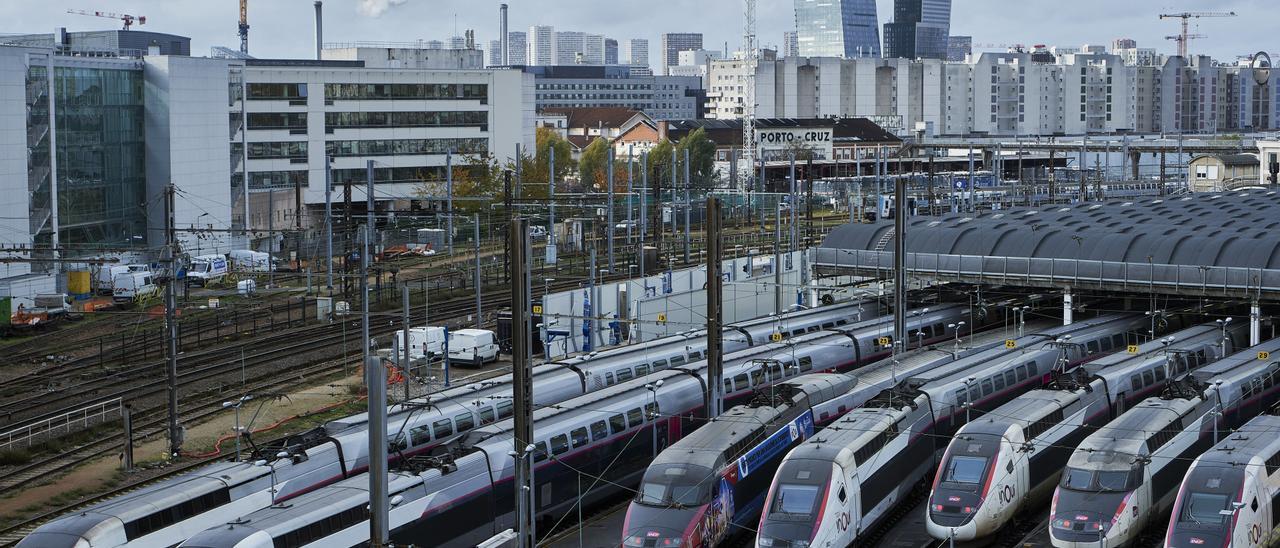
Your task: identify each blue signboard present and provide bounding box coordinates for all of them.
[736,410,815,478]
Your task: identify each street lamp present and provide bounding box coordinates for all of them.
[645,380,664,456]
[963,376,976,423]
[221,394,254,461]
[949,322,966,352]
[258,450,291,504]
[1216,317,1234,349]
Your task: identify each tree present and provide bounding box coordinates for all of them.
[578,137,610,190]
[413,151,505,214]
[647,138,675,189]
[675,127,719,190]
[519,127,574,200]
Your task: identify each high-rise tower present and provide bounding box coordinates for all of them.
[794,0,881,58]
[883,0,952,59]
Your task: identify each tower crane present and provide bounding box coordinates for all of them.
[1165,34,1207,57]
[238,0,249,55]
[741,0,757,192]
[1158,11,1236,58]
[66,9,145,30]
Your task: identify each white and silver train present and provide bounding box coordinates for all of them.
[755,313,1154,548]
[1164,414,1280,548]
[624,318,1044,548]
[1049,337,1280,548]
[17,300,884,548]
[925,321,1246,543]
[174,307,974,548]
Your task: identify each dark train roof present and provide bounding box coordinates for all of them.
[820,191,1280,269]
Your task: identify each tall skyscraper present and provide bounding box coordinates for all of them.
[528,25,554,65]
[626,38,650,67]
[783,31,799,57]
[794,0,881,58]
[555,31,586,64]
[605,38,619,65]
[581,33,606,65]
[947,35,971,62]
[883,0,952,59]
[661,33,703,75]
[487,40,502,66]
[507,31,527,65]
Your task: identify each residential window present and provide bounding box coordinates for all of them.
[247,82,307,100]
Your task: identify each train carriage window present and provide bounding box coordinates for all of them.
[635,364,650,377]
[1112,334,1125,349]
[455,413,475,432]
[993,375,1006,391]
[734,373,749,391]
[689,350,703,360]
[799,356,814,372]
[836,319,849,326]
[769,363,783,380]
[934,323,946,335]
[590,421,608,441]
[550,434,570,455]
[822,322,836,329]
[1004,371,1017,387]
[609,414,627,435]
[1015,365,1028,381]
[1086,341,1100,354]
[954,389,968,406]
[410,425,432,446]
[570,427,589,448]
[968,385,981,402]
[1099,336,1114,351]
[498,401,514,419]
[981,379,994,396]
[534,441,548,462]
[479,406,496,425]
[751,368,765,386]
[1142,371,1155,387]
[616,368,634,382]
[1130,374,1142,391]
[724,379,733,395]
[627,408,644,428]
[652,359,668,371]
[807,325,820,333]
[605,372,615,386]
[1153,367,1166,382]
[433,419,453,439]
[669,356,686,368]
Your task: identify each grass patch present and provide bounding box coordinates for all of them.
[0,449,31,466]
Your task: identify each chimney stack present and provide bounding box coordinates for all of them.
[314,1,323,61]
[500,3,509,65]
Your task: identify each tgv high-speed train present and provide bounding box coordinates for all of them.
[925,321,1246,543]
[18,300,880,548]
[1049,337,1280,548]
[176,307,972,548]
[755,313,1154,548]
[625,319,1054,548]
[1164,414,1280,548]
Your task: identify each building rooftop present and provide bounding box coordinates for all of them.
[665,117,901,146]
[540,107,645,129]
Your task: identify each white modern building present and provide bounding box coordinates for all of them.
[528,25,554,66]
[624,39,649,68]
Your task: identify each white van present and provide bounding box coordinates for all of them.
[228,250,271,272]
[394,326,447,361]
[187,255,229,286]
[112,272,158,303]
[447,328,501,367]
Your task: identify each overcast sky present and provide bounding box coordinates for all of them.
[7,1,1273,64]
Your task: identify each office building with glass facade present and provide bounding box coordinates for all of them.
[884,0,952,60]
[794,0,881,58]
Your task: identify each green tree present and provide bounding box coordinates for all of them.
[519,127,574,200]
[675,127,719,190]
[646,138,675,189]
[578,137,610,190]
[413,152,507,214]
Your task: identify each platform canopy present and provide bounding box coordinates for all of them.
[814,190,1280,301]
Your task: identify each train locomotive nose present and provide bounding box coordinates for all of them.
[623,505,703,548]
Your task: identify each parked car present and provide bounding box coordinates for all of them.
[447,328,501,367]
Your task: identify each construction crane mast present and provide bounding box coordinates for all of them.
[1158,11,1236,58]
[66,9,145,30]
[741,0,757,193]
[239,0,250,55]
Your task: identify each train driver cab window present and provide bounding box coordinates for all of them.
[590,421,608,441]
[609,414,627,435]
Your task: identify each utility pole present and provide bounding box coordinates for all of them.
[294,167,303,273]
[164,184,181,458]
[639,151,648,278]
[607,149,615,275]
[364,160,389,548]
[474,213,482,328]
[402,286,411,403]
[548,147,557,265]
[774,200,783,314]
[706,196,724,419]
[510,216,535,548]
[267,186,275,287]
[653,151,663,259]
[627,145,634,244]
[446,150,454,255]
[683,148,691,264]
[325,155,333,292]
[893,176,907,355]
